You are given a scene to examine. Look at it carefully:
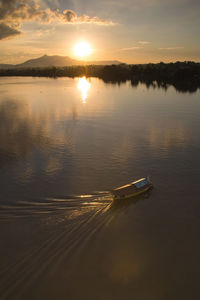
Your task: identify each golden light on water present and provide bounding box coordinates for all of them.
[74,41,92,58]
[77,77,90,103]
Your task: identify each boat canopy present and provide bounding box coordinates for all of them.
[135,178,148,188]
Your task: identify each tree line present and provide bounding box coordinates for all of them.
[0,61,200,93]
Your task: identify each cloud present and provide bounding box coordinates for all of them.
[0,0,114,40]
[119,42,150,52]
[62,9,76,22]
[0,0,54,23]
[120,46,142,51]
[138,41,151,45]
[159,47,184,50]
[60,9,115,25]
[0,23,21,40]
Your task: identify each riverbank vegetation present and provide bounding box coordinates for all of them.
[0,61,200,93]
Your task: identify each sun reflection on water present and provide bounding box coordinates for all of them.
[77,76,90,103]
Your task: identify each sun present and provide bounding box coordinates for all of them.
[74,41,92,58]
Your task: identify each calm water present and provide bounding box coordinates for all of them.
[0,77,200,299]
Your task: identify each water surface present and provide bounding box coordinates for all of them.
[0,77,200,299]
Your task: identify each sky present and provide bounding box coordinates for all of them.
[0,0,200,64]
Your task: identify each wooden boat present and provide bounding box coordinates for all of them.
[111,177,153,200]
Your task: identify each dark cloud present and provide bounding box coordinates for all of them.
[0,0,114,39]
[0,0,55,23]
[0,0,114,41]
[61,9,114,24]
[0,22,21,40]
[62,9,76,22]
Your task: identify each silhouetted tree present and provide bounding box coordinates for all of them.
[0,62,200,93]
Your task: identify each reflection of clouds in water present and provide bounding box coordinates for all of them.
[0,77,195,197]
[0,99,73,180]
[0,99,51,166]
[0,95,190,176]
[148,123,188,150]
[111,136,134,165]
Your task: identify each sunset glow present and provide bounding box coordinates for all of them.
[0,0,199,64]
[74,42,92,58]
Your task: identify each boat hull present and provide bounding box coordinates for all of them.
[111,177,153,201]
[113,186,151,200]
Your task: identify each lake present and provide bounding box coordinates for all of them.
[0,76,200,300]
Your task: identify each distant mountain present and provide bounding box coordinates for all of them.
[0,55,122,69]
[87,60,122,65]
[16,55,79,68]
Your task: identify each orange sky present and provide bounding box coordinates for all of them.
[0,0,199,64]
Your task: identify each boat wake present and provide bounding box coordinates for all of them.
[0,189,151,299]
[0,192,114,300]
[0,192,112,220]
